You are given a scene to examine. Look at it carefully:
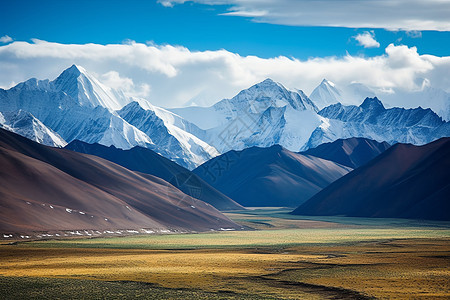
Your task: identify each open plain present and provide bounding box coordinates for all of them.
[1,209,449,299]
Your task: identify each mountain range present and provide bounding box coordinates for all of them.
[310,78,450,122]
[65,140,243,211]
[0,65,449,170]
[0,65,217,169]
[1,64,448,238]
[0,128,239,236]
[302,137,391,169]
[172,79,449,157]
[293,137,450,221]
[193,145,353,207]
[305,97,449,149]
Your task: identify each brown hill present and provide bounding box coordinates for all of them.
[293,138,450,220]
[65,140,243,211]
[302,137,390,168]
[0,128,239,235]
[193,145,352,207]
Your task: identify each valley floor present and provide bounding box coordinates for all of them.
[1,209,449,299]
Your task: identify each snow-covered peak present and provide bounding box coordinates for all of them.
[12,78,51,91]
[118,101,218,169]
[360,97,385,111]
[52,65,132,110]
[253,78,282,89]
[60,64,86,77]
[321,78,335,87]
[309,78,342,110]
[214,78,317,115]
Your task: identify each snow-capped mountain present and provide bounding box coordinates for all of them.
[0,65,151,149]
[0,110,66,147]
[118,102,218,169]
[380,86,450,122]
[173,78,321,153]
[174,80,448,154]
[52,65,132,110]
[0,65,217,169]
[304,97,449,149]
[309,79,343,110]
[308,79,450,122]
[1,67,448,169]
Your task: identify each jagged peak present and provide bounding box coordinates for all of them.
[63,64,88,77]
[121,101,142,110]
[260,78,277,84]
[360,97,385,110]
[320,78,336,87]
[53,64,92,86]
[251,78,283,90]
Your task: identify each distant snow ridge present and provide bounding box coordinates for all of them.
[174,80,449,153]
[305,97,449,149]
[0,110,66,147]
[118,101,218,169]
[172,78,322,153]
[0,65,218,169]
[52,64,132,110]
[1,66,448,169]
[309,79,342,110]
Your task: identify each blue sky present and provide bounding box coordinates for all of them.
[2,0,449,59]
[1,0,449,108]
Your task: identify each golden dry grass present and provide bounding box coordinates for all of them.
[1,211,449,299]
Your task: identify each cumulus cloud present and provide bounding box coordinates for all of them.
[0,39,449,108]
[158,0,450,31]
[0,35,13,43]
[101,71,151,98]
[354,31,380,48]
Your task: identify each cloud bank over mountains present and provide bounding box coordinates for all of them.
[0,39,449,108]
[158,0,450,31]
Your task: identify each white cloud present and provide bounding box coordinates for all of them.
[101,71,151,98]
[159,0,450,31]
[221,10,267,17]
[157,0,177,7]
[0,35,13,43]
[354,31,380,48]
[0,39,449,109]
[405,30,423,38]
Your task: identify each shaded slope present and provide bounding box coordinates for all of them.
[193,145,352,207]
[0,128,239,233]
[302,137,390,168]
[65,140,243,211]
[293,138,450,220]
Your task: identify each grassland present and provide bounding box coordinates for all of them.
[1,209,449,299]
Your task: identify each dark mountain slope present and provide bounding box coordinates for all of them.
[302,137,390,168]
[193,145,352,207]
[65,140,243,211]
[0,128,239,234]
[293,138,450,220]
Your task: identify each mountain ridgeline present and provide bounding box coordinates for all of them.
[293,137,450,221]
[302,137,391,169]
[1,65,448,170]
[0,65,449,225]
[0,128,240,234]
[193,145,352,207]
[65,140,243,211]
